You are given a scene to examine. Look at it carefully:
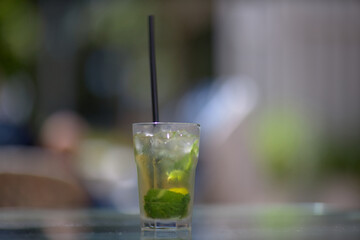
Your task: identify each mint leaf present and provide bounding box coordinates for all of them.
[167,170,186,183]
[173,140,199,172]
[144,189,190,219]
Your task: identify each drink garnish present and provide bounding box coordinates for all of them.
[144,188,190,219]
[167,139,199,184]
[169,187,189,195]
[167,169,185,182]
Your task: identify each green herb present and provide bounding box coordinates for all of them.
[167,169,186,183]
[144,189,190,219]
[173,140,199,172]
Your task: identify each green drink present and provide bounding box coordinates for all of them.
[133,122,200,230]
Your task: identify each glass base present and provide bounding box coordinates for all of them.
[140,224,191,240]
[141,217,191,231]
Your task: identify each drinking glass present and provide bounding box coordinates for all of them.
[133,122,200,231]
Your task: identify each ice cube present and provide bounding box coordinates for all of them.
[133,133,151,154]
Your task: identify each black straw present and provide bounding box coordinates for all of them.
[148,15,159,122]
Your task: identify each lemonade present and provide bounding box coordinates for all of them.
[133,123,200,230]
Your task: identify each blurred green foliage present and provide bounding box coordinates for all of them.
[319,136,360,180]
[255,108,360,185]
[0,0,212,126]
[0,0,39,76]
[255,109,312,182]
[83,1,212,106]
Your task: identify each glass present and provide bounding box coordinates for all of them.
[132,122,200,231]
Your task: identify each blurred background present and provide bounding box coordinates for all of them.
[0,0,359,212]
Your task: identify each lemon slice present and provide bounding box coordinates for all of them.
[169,187,189,195]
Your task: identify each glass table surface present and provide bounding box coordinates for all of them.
[0,204,359,239]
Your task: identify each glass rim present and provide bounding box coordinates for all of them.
[133,122,200,127]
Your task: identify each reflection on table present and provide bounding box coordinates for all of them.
[0,204,359,240]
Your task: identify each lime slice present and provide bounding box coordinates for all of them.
[169,187,189,195]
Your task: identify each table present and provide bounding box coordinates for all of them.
[0,204,359,239]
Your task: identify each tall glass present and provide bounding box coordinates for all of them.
[133,122,200,231]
